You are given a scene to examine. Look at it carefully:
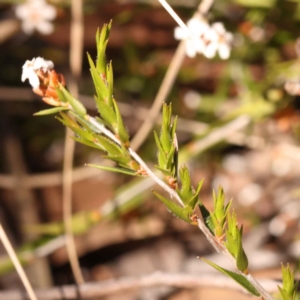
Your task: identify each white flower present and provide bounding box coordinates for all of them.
[15,0,57,35]
[174,18,209,58]
[22,57,54,88]
[203,22,233,60]
[33,56,54,71]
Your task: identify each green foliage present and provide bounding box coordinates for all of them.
[87,22,130,146]
[225,212,249,273]
[152,190,193,223]
[27,20,296,300]
[202,258,260,297]
[57,84,87,116]
[154,103,178,181]
[33,107,70,116]
[278,264,299,300]
[210,187,231,238]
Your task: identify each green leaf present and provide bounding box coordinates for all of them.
[154,165,173,177]
[201,258,260,297]
[87,164,138,176]
[58,85,87,116]
[178,166,193,201]
[278,286,291,300]
[71,136,105,151]
[69,126,95,142]
[103,155,132,166]
[95,135,123,156]
[165,146,176,172]
[160,126,172,153]
[87,53,109,104]
[96,21,112,75]
[281,263,299,299]
[236,226,249,273]
[198,201,214,234]
[152,190,192,223]
[34,107,69,116]
[113,98,130,145]
[154,131,167,167]
[225,229,237,257]
[188,179,204,210]
[96,98,117,126]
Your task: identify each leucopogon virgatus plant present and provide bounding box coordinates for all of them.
[22,22,298,300]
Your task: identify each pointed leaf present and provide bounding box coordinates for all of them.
[58,85,87,116]
[154,165,173,177]
[201,258,260,297]
[171,115,178,139]
[103,155,131,166]
[95,135,123,156]
[152,190,191,223]
[236,226,249,273]
[188,179,204,210]
[160,126,172,153]
[198,202,214,234]
[154,131,167,167]
[34,107,69,116]
[112,99,129,145]
[87,52,109,104]
[96,98,117,125]
[87,164,139,176]
[165,146,176,171]
[71,136,105,151]
[277,286,291,300]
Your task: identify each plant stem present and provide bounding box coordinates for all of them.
[0,224,38,300]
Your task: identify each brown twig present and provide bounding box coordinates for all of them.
[62,0,84,285]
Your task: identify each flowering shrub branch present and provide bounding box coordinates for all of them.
[22,22,298,300]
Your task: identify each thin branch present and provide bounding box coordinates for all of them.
[0,224,37,300]
[62,0,84,285]
[0,272,279,300]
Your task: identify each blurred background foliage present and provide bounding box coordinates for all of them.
[0,0,300,298]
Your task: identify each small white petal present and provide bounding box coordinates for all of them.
[193,38,205,53]
[218,44,230,59]
[28,73,40,88]
[204,27,218,42]
[36,21,54,35]
[40,4,57,20]
[21,21,35,35]
[187,18,209,36]
[211,22,226,35]
[174,27,187,40]
[185,40,197,57]
[33,57,54,71]
[203,42,218,58]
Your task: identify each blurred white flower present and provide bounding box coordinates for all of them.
[22,57,54,88]
[203,22,233,60]
[15,0,57,35]
[174,18,209,58]
[174,18,233,60]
